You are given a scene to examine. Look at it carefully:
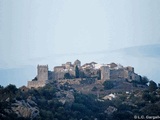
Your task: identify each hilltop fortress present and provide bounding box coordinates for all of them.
[27,60,140,88]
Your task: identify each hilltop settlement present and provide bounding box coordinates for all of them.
[27,60,144,93]
[1,60,160,120]
[28,60,140,88]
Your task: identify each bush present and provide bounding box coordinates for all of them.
[140,76,149,85]
[91,86,97,91]
[103,81,114,90]
[64,73,72,79]
[142,92,151,101]
[149,80,157,92]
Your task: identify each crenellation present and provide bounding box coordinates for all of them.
[27,65,48,88]
[37,65,48,81]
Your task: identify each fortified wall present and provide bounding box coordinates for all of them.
[27,65,48,88]
[27,60,141,88]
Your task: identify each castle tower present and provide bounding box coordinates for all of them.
[100,66,110,80]
[27,65,49,89]
[37,65,48,81]
[74,59,81,68]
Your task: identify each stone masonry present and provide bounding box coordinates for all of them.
[27,60,141,88]
[27,65,48,88]
[100,66,110,81]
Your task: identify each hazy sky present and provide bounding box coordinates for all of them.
[0,0,160,87]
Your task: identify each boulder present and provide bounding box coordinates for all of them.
[11,100,39,119]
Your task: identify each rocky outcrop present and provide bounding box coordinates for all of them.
[57,91,75,104]
[11,99,39,119]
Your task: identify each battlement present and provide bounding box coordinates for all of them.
[37,65,48,68]
[27,64,49,88]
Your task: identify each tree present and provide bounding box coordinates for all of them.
[140,104,160,116]
[5,84,18,94]
[75,66,79,78]
[97,70,101,80]
[32,77,37,81]
[149,80,157,92]
[64,73,71,79]
[0,85,3,88]
[140,76,149,85]
[103,81,114,90]
[158,83,160,89]
[142,92,151,101]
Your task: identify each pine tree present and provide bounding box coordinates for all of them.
[75,66,79,78]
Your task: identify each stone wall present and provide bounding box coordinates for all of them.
[28,65,48,88]
[65,62,72,69]
[27,81,46,89]
[110,69,128,79]
[58,78,81,85]
[54,66,65,72]
[54,72,65,80]
[130,73,140,82]
[125,66,134,72]
[100,66,110,80]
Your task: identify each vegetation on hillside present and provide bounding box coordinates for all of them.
[0,79,160,120]
[103,81,114,90]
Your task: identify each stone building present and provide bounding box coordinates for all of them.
[27,60,141,88]
[65,62,73,69]
[100,66,110,80]
[82,62,97,69]
[53,61,76,80]
[54,66,64,80]
[28,65,48,88]
[107,63,118,69]
[54,66,65,72]
[110,67,140,82]
[127,72,140,82]
[19,86,29,92]
[110,69,128,79]
[74,59,81,68]
[125,66,134,72]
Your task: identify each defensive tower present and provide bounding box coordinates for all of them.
[74,59,81,68]
[100,66,110,80]
[37,65,48,81]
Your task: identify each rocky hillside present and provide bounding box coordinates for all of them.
[0,79,160,120]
